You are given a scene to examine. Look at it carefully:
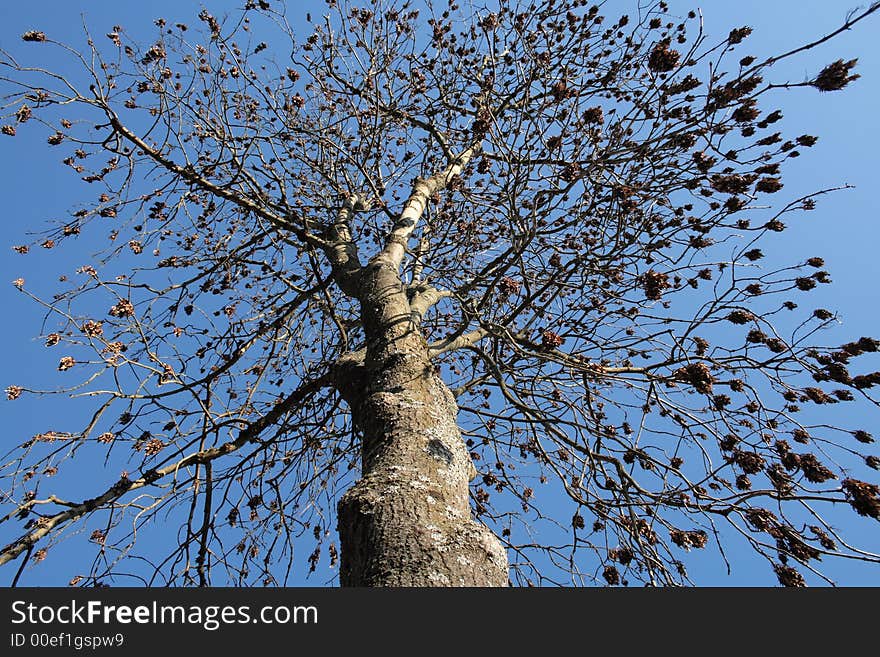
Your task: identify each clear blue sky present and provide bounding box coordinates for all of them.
[0,1,877,586]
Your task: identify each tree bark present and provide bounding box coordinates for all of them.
[334,261,508,586]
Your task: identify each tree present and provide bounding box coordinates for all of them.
[1,0,879,587]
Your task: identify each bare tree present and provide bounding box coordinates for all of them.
[1,0,878,587]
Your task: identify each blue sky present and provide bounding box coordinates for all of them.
[0,1,878,586]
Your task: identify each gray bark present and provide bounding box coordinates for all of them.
[333,261,508,586]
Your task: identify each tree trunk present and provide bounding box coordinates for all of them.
[334,262,508,586]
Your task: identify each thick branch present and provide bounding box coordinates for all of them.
[323,195,366,296]
[408,284,453,321]
[429,327,489,357]
[0,373,330,568]
[104,110,328,250]
[376,145,479,270]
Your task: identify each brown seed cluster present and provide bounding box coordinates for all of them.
[802,387,832,404]
[773,563,806,587]
[841,478,880,519]
[608,547,634,565]
[582,106,604,124]
[710,174,753,195]
[640,269,670,300]
[853,430,874,444]
[104,341,126,354]
[767,464,793,494]
[755,177,783,193]
[109,299,135,317]
[812,59,859,92]
[540,329,564,349]
[5,385,23,400]
[726,310,755,325]
[81,321,103,337]
[21,30,47,42]
[732,449,765,474]
[746,329,766,344]
[745,507,778,532]
[144,438,165,456]
[795,277,817,291]
[791,429,810,445]
[727,26,753,45]
[732,100,759,123]
[141,43,167,65]
[602,564,620,585]
[842,337,879,356]
[765,338,786,353]
[648,41,680,72]
[673,362,715,394]
[776,534,820,569]
[619,516,658,544]
[499,276,521,295]
[670,529,708,550]
[810,526,836,551]
[713,394,731,409]
[559,162,581,182]
[797,453,837,483]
